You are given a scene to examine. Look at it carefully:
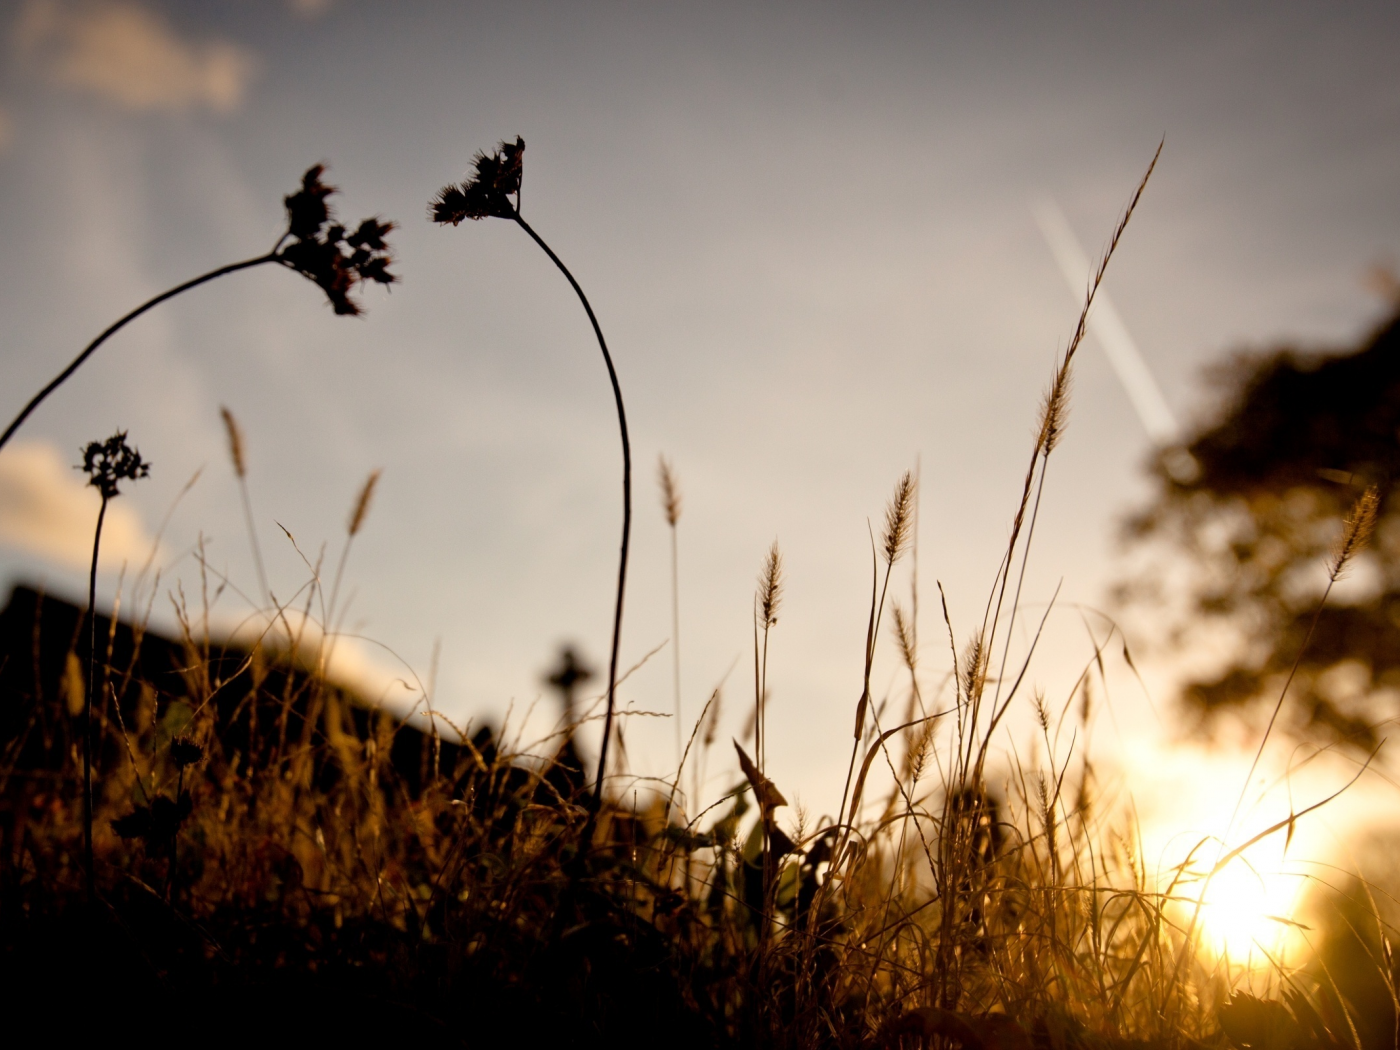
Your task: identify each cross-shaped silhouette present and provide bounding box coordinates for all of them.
[545,645,594,725]
[543,644,594,800]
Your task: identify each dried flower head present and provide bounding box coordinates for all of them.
[276,165,397,316]
[169,738,203,770]
[79,431,150,500]
[430,137,526,224]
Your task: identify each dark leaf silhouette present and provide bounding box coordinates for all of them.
[111,792,192,844]
[733,740,786,819]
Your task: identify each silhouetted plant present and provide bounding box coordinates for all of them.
[77,430,150,899]
[432,137,632,822]
[658,456,683,767]
[0,166,396,453]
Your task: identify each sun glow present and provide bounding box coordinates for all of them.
[1122,740,1347,972]
[1188,848,1308,967]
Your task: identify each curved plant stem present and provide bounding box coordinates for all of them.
[670,519,682,768]
[83,495,109,901]
[0,253,275,454]
[513,215,631,819]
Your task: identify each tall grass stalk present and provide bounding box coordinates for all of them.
[659,455,683,768]
[220,406,270,607]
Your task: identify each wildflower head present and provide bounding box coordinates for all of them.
[79,431,150,500]
[430,136,526,224]
[169,738,203,770]
[276,165,397,316]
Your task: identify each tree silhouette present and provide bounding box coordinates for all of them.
[1118,304,1400,749]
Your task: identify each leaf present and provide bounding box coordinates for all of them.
[733,741,786,818]
[111,806,152,841]
[110,792,192,844]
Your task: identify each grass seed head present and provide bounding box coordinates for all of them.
[892,602,916,672]
[961,637,987,703]
[658,455,682,527]
[1038,366,1072,457]
[220,406,246,478]
[348,469,382,537]
[1329,484,1380,581]
[882,471,915,565]
[1033,688,1051,732]
[702,685,723,747]
[758,541,783,628]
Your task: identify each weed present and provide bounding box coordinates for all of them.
[76,430,149,899]
[432,138,632,829]
[0,166,395,454]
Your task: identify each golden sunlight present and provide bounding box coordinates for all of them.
[1194,850,1307,967]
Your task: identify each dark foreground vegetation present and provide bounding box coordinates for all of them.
[0,576,1390,1049]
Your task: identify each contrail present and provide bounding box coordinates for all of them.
[1033,198,1179,446]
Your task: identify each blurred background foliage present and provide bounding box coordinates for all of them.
[1119,296,1400,752]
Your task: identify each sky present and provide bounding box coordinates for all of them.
[0,1,1398,872]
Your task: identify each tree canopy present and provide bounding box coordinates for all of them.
[1119,304,1400,749]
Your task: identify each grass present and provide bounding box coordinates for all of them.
[0,142,1392,1048]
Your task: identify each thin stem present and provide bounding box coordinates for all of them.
[513,215,631,820]
[1227,582,1335,842]
[237,475,270,608]
[991,453,1051,709]
[670,522,682,769]
[83,495,109,901]
[0,254,275,454]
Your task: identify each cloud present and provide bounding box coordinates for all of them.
[14,1,257,113]
[0,441,156,572]
[289,0,334,20]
